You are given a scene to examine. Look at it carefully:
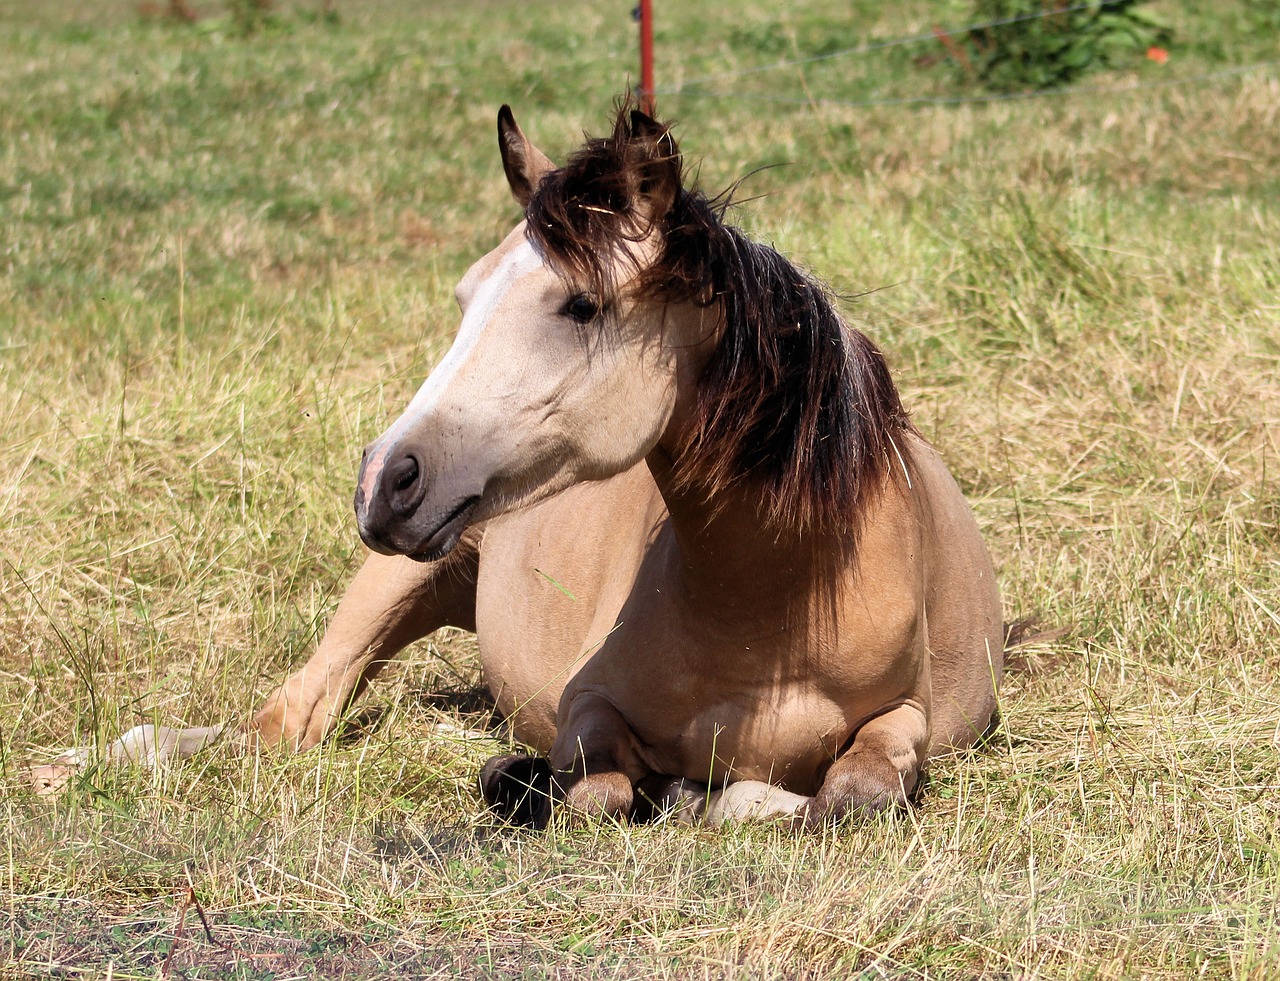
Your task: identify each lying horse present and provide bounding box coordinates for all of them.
[35,102,1004,826]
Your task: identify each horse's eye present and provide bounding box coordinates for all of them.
[562,294,602,324]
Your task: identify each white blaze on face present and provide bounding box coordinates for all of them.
[359,240,544,500]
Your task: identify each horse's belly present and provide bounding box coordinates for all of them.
[474,466,666,753]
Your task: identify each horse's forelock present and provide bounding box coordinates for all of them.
[525,102,686,301]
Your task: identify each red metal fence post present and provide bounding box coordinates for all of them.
[638,0,655,113]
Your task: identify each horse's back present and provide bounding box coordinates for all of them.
[907,436,1003,755]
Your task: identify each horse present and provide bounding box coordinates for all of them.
[32,101,1004,827]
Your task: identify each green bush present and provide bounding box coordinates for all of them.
[965,0,1173,92]
[1242,0,1280,31]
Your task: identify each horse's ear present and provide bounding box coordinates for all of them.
[498,105,555,209]
[627,108,681,220]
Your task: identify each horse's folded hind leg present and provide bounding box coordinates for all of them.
[632,776,812,826]
[28,532,480,795]
[251,532,480,752]
[804,701,929,828]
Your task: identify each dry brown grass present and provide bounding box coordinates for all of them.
[2,1,1278,977]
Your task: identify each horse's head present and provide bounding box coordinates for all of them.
[355,104,712,559]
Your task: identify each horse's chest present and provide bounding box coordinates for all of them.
[473,468,666,752]
[574,615,858,793]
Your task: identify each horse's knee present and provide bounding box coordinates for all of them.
[479,754,636,829]
[565,771,633,823]
[804,703,928,828]
[250,666,358,753]
[255,543,483,753]
[550,691,647,823]
[804,747,918,827]
[250,681,319,752]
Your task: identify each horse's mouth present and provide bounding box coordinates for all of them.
[410,495,482,562]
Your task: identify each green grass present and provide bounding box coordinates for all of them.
[2,1,1279,977]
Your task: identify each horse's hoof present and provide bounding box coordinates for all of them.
[25,761,78,798]
[631,774,708,824]
[704,780,811,827]
[479,753,555,830]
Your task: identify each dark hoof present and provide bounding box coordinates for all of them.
[479,753,556,830]
[631,774,707,824]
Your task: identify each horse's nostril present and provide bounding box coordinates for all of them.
[393,456,420,493]
[377,452,427,520]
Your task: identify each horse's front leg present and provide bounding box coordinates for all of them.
[251,532,479,752]
[28,537,480,795]
[804,701,930,827]
[550,692,651,822]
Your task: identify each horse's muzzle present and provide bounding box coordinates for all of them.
[354,443,481,561]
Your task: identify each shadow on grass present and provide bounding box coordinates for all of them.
[334,682,502,747]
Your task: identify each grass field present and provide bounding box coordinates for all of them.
[2,0,1279,976]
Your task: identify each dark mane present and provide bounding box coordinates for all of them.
[525,104,915,535]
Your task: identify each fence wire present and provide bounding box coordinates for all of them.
[661,59,1279,110]
[657,0,1147,93]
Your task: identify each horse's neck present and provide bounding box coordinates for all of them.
[642,298,842,613]
[644,448,830,615]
